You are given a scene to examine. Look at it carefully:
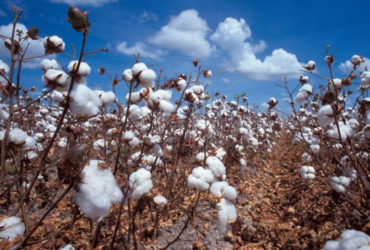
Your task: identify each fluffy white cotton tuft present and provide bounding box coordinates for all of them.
[217,198,237,234]
[187,166,214,191]
[0,216,25,242]
[153,195,168,207]
[70,84,102,116]
[95,90,116,106]
[206,156,226,179]
[60,244,75,250]
[68,61,91,76]
[317,105,335,127]
[74,160,123,222]
[132,62,148,76]
[9,128,28,145]
[210,181,237,200]
[138,69,156,88]
[300,166,315,180]
[323,229,370,250]
[129,168,153,199]
[329,176,351,193]
[40,59,59,71]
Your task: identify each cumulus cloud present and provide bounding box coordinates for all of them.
[339,57,370,74]
[50,0,117,6]
[150,9,213,58]
[0,23,54,69]
[116,41,164,60]
[210,17,302,81]
[138,10,158,23]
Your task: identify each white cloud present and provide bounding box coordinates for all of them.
[210,17,302,81]
[138,10,158,23]
[0,23,54,69]
[116,41,164,60]
[222,77,230,83]
[339,57,370,74]
[49,0,117,7]
[150,9,212,58]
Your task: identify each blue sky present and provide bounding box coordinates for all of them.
[0,0,369,110]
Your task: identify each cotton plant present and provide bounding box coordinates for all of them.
[74,160,123,222]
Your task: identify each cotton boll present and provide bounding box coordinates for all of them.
[74,160,123,222]
[129,137,140,148]
[50,90,65,103]
[70,84,102,116]
[328,78,342,92]
[217,198,237,234]
[44,35,65,54]
[127,91,142,104]
[323,230,370,250]
[310,144,320,154]
[296,91,309,103]
[215,147,227,160]
[43,69,69,88]
[9,128,28,145]
[329,176,351,193]
[123,130,135,141]
[60,244,75,250]
[361,71,370,89]
[68,61,91,76]
[0,216,25,242]
[174,78,186,91]
[347,119,359,130]
[93,139,105,150]
[122,69,133,82]
[96,91,116,106]
[132,62,148,76]
[304,60,316,71]
[0,60,9,74]
[210,182,237,200]
[187,167,214,191]
[127,105,142,121]
[300,166,315,180]
[317,105,335,127]
[153,144,163,157]
[0,110,9,120]
[153,195,167,208]
[206,156,226,179]
[159,100,175,113]
[129,168,153,199]
[40,59,59,71]
[138,69,155,88]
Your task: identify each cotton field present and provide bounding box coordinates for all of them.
[0,6,369,250]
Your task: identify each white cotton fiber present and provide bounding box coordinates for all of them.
[74,160,123,222]
[122,69,133,82]
[139,69,156,88]
[0,216,25,241]
[217,198,237,234]
[132,62,148,76]
[300,166,315,180]
[317,105,335,127]
[95,90,116,106]
[43,69,69,88]
[206,156,226,179]
[210,181,237,200]
[153,195,167,207]
[68,61,91,76]
[40,59,59,71]
[9,128,28,145]
[187,166,214,191]
[329,176,351,193]
[70,84,102,116]
[323,229,370,250]
[129,168,153,199]
[60,244,75,250]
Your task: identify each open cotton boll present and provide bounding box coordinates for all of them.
[96,91,116,106]
[132,62,148,76]
[187,166,214,191]
[43,69,69,88]
[9,128,28,145]
[159,100,175,113]
[49,90,65,103]
[361,71,370,89]
[195,152,207,163]
[215,147,227,160]
[304,60,316,71]
[327,122,354,141]
[60,244,75,250]
[68,61,91,76]
[129,168,153,199]
[129,137,140,148]
[153,195,168,207]
[123,130,135,141]
[0,216,25,242]
[317,105,335,127]
[217,198,237,234]
[0,110,9,120]
[127,104,142,121]
[300,166,315,180]
[153,144,163,157]
[138,69,156,88]
[329,176,351,193]
[44,35,65,54]
[174,78,186,91]
[302,152,312,163]
[74,160,123,222]
[206,157,226,179]
[40,59,58,71]
[323,229,370,250]
[122,69,133,82]
[70,84,102,116]
[296,91,309,103]
[0,60,9,74]
[93,139,105,150]
[210,182,237,200]
[127,91,142,104]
